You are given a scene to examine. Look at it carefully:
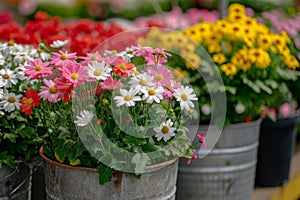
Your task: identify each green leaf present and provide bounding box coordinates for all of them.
[0,151,15,168]
[98,164,112,185]
[242,77,260,93]
[131,153,150,173]
[265,80,278,89]
[276,67,297,81]
[3,133,17,143]
[255,80,272,94]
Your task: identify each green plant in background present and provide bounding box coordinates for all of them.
[0,41,47,168]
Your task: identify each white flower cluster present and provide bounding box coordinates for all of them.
[0,41,50,114]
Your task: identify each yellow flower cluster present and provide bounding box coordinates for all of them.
[137,28,201,77]
[183,3,299,75]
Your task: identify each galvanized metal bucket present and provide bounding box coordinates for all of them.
[0,162,30,200]
[40,147,178,200]
[176,119,261,200]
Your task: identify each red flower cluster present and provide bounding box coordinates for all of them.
[0,11,124,56]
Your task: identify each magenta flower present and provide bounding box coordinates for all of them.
[100,76,121,90]
[25,58,52,80]
[50,50,77,68]
[61,63,88,87]
[163,80,181,98]
[197,132,206,148]
[187,150,198,165]
[79,52,103,65]
[39,79,62,103]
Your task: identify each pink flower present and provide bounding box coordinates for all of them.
[260,105,276,120]
[39,79,62,103]
[100,76,121,90]
[197,132,206,148]
[61,63,88,87]
[79,52,103,65]
[187,150,198,165]
[146,65,173,87]
[125,118,131,124]
[133,45,153,57]
[50,50,77,68]
[279,103,293,118]
[25,58,52,80]
[163,80,181,98]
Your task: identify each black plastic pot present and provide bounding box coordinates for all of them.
[255,113,300,187]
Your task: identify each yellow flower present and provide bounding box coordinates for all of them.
[284,55,300,70]
[277,45,291,56]
[173,67,188,82]
[213,53,226,64]
[185,27,202,43]
[147,28,162,38]
[180,44,196,57]
[160,32,188,49]
[272,34,286,48]
[204,33,222,45]
[216,20,232,35]
[221,63,237,76]
[257,34,272,50]
[227,12,247,23]
[229,23,245,40]
[281,31,291,44]
[208,43,222,54]
[194,23,212,38]
[184,53,201,70]
[241,17,258,27]
[249,48,271,69]
[228,3,247,15]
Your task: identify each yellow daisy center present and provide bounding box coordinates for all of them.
[91,55,97,61]
[124,94,132,101]
[161,126,169,134]
[109,83,115,89]
[155,74,163,81]
[119,64,127,70]
[139,79,147,86]
[60,54,68,60]
[2,74,9,79]
[71,73,79,80]
[102,99,109,105]
[35,65,43,71]
[7,41,14,46]
[8,96,16,103]
[37,49,43,53]
[181,93,188,101]
[148,89,156,96]
[93,70,102,76]
[25,98,33,105]
[50,86,57,94]
[111,50,118,54]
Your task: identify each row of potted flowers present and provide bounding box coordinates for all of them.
[1,3,300,199]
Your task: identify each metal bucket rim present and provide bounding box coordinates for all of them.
[39,146,178,173]
[199,118,262,130]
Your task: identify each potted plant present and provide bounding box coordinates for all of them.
[254,7,300,187]
[137,3,299,199]
[21,34,204,199]
[0,41,47,199]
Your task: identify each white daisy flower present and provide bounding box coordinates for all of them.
[117,47,136,62]
[154,119,176,142]
[0,92,22,113]
[30,48,51,61]
[74,110,94,127]
[142,86,164,104]
[0,69,18,88]
[0,54,5,65]
[129,73,154,93]
[0,41,18,57]
[0,89,4,99]
[14,64,28,81]
[87,61,112,81]
[50,40,69,48]
[113,88,141,107]
[12,52,32,65]
[173,85,198,111]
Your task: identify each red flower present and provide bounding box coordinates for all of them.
[245,115,251,123]
[113,61,135,77]
[19,89,40,115]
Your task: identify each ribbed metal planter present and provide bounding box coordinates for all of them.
[0,162,30,200]
[176,119,261,200]
[40,147,178,200]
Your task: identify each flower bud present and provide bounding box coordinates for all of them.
[235,103,245,114]
[201,104,211,115]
